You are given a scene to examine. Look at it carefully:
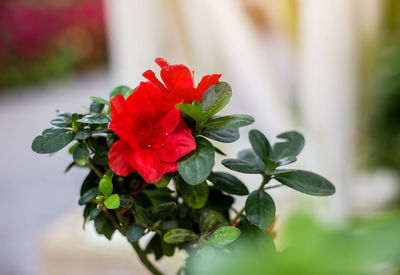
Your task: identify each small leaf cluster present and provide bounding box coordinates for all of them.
[31,82,335,275]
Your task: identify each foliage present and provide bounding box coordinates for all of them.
[31,59,334,275]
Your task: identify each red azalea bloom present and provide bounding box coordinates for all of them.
[108,81,196,183]
[142,58,221,104]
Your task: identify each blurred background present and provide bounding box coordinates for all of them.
[0,0,399,274]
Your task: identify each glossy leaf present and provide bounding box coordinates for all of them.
[99,175,113,196]
[51,113,72,128]
[178,137,215,185]
[249,130,272,164]
[104,194,120,209]
[205,115,254,130]
[79,187,98,205]
[90,96,110,106]
[276,156,297,167]
[209,226,240,247]
[272,131,305,161]
[245,190,276,230]
[201,82,232,117]
[211,172,249,196]
[202,128,240,143]
[164,228,199,244]
[154,174,172,188]
[266,169,294,176]
[222,159,265,174]
[94,212,115,240]
[110,86,132,99]
[75,129,91,140]
[90,102,104,113]
[179,178,209,209]
[89,207,101,220]
[77,113,110,124]
[127,224,146,243]
[32,128,74,154]
[73,144,89,166]
[200,211,226,235]
[275,170,335,196]
[237,148,266,170]
[176,100,208,122]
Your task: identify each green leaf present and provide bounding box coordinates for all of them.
[90,102,104,113]
[245,190,276,230]
[266,169,294,176]
[145,234,163,260]
[90,96,110,106]
[89,207,101,220]
[202,128,240,143]
[272,131,305,161]
[79,187,98,205]
[275,170,335,196]
[237,149,266,170]
[222,159,265,174]
[276,156,297,167]
[211,172,249,196]
[32,128,74,154]
[176,100,208,122]
[104,194,120,209]
[154,174,172,188]
[126,224,146,243]
[75,129,91,140]
[94,212,115,240]
[209,226,240,247]
[249,130,272,164]
[77,113,110,124]
[204,115,254,130]
[214,146,227,156]
[201,82,232,117]
[80,171,98,196]
[178,137,215,185]
[200,210,226,235]
[73,144,89,166]
[99,175,113,196]
[179,178,209,209]
[119,194,134,208]
[110,86,132,99]
[51,113,72,128]
[149,202,176,219]
[164,228,199,244]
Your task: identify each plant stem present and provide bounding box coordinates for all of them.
[132,243,164,275]
[88,158,103,179]
[264,184,283,190]
[102,208,164,275]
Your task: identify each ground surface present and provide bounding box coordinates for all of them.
[0,71,117,275]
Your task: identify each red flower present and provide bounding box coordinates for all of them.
[108,81,196,183]
[143,58,221,104]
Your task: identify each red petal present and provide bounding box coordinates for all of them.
[196,74,221,100]
[130,150,166,183]
[155,58,170,68]
[155,121,196,163]
[160,64,194,91]
[127,82,182,119]
[108,140,135,176]
[162,162,178,173]
[142,70,169,93]
[109,95,140,150]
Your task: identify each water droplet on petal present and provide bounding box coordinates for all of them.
[165,133,169,137]
[147,144,151,149]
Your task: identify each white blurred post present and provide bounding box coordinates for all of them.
[298,0,357,220]
[104,0,161,86]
